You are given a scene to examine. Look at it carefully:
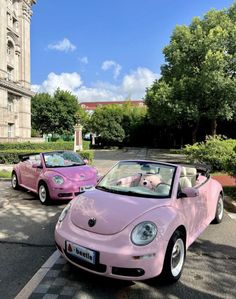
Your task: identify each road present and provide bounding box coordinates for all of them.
[0,148,236,299]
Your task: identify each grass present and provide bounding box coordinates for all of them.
[0,170,11,179]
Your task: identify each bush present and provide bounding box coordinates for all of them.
[0,149,94,164]
[183,135,236,173]
[0,140,90,151]
[77,150,94,164]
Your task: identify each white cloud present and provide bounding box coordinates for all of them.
[35,72,82,94]
[48,38,76,52]
[121,67,159,99]
[101,60,122,79]
[32,67,159,102]
[79,56,88,64]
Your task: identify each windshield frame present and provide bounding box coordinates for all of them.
[96,160,177,199]
[42,151,85,168]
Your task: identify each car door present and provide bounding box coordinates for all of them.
[179,175,208,242]
[26,154,42,191]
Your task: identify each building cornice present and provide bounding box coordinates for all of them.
[0,79,35,97]
[23,0,36,6]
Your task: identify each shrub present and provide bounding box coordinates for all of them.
[183,135,236,173]
[0,149,94,164]
[0,140,90,151]
[77,150,94,164]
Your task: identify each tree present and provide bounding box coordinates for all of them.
[31,89,79,136]
[90,105,125,145]
[145,3,236,141]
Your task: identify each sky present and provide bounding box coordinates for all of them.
[31,0,235,103]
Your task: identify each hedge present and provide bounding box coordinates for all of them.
[0,149,94,165]
[183,135,236,174]
[0,140,90,151]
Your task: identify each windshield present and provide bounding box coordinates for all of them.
[97,161,176,198]
[43,151,85,168]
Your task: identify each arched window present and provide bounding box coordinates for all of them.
[7,40,14,57]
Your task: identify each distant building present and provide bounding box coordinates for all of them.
[80,100,145,114]
[0,0,36,142]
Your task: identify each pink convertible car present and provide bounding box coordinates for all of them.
[12,151,98,204]
[55,160,224,282]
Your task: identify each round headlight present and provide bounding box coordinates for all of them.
[52,175,64,185]
[131,221,157,246]
[58,203,71,223]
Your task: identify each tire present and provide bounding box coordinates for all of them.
[160,230,186,283]
[38,182,51,205]
[11,172,19,190]
[212,194,224,224]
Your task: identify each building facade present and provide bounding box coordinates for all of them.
[0,0,36,142]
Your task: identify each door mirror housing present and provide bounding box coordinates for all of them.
[32,163,43,169]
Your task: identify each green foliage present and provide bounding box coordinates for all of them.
[0,149,94,164]
[0,140,90,151]
[183,135,236,173]
[145,3,236,139]
[89,101,147,146]
[0,170,11,178]
[31,89,79,136]
[0,142,74,151]
[76,150,94,164]
[90,105,125,145]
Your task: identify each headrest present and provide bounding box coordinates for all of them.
[180,166,186,177]
[186,167,197,176]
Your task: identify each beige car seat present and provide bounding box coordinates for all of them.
[179,167,192,189]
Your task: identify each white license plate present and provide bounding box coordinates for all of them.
[80,185,93,192]
[66,241,96,264]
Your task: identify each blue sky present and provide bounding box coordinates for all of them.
[31,0,234,102]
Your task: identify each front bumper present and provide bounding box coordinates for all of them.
[49,179,96,200]
[55,220,166,280]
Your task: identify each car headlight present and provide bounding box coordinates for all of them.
[58,203,71,223]
[52,175,64,185]
[131,221,157,246]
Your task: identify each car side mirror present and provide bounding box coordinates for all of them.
[178,187,199,198]
[32,163,43,169]
[84,159,89,164]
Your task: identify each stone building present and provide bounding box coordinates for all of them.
[0,0,36,142]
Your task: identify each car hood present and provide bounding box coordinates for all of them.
[70,189,171,235]
[49,165,96,181]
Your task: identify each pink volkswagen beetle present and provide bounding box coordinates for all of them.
[11,151,98,205]
[55,160,224,282]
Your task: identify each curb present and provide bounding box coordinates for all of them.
[15,250,60,299]
[224,196,236,213]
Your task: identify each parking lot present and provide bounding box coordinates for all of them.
[0,148,236,299]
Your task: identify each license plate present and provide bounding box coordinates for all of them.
[80,185,93,192]
[66,241,96,264]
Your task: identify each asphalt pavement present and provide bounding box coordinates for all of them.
[0,148,236,299]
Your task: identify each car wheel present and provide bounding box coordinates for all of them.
[38,182,51,205]
[161,231,185,283]
[212,194,224,224]
[11,172,19,190]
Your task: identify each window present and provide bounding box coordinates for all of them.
[7,66,14,81]
[8,123,14,138]
[8,97,14,112]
